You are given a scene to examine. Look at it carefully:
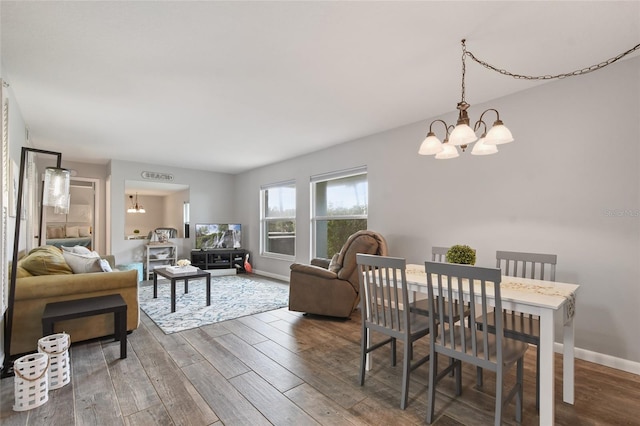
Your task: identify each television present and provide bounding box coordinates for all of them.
[195,223,242,250]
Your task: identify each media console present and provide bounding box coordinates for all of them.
[190,249,247,274]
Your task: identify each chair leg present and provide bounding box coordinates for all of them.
[391,337,397,367]
[494,367,503,426]
[400,339,411,410]
[536,343,540,413]
[455,359,462,396]
[516,357,524,423]
[426,351,438,424]
[477,366,483,387]
[359,327,368,386]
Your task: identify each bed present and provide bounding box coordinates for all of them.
[45,237,92,249]
[46,224,92,250]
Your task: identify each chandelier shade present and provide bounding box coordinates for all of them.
[418,132,444,155]
[484,120,514,145]
[435,143,459,160]
[471,136,499,156]
[449,123,478,146]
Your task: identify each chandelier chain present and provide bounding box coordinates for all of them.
[464,42,640,81]
[460,40,468,102]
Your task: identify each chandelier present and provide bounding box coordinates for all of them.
[419,39,640,159]
[127,193,145,213]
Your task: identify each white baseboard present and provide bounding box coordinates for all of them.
[252,269,289,283]
[554,342,640,375]
[206,268,237,276]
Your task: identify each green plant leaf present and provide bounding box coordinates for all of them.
[446,245,476,265]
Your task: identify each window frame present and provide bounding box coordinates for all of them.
[310,166,368,259]
[260,180,296,260]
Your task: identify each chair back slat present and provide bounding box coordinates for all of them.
[357,254,409,335]
[432,246,449,262]
[496,250,557,282]
[425,261,503,369]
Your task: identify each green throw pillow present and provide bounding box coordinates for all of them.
[19,246,73,276]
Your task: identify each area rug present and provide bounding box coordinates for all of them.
[139,276,289,334]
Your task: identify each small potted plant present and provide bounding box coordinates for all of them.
[446,244,476,265]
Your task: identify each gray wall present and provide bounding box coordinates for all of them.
[109,159,236,265]
[235,56,640,365]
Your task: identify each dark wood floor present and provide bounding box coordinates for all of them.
[2,278,640,425]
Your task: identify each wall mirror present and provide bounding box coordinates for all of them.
[124,180,189,240]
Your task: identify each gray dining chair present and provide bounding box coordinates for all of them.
[413,246,472,332]
[414,246,472,328]
[431,246,449,262]
[357,253,431,410]
[424,261,528,425]
[478,250,557,412]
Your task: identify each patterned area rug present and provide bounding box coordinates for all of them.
[139,275,289,334]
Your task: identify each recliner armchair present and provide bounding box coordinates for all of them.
[288,230,388,318]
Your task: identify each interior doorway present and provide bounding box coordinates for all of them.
[42,177,100,251]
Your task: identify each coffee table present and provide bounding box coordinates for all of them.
[153,267,211,313]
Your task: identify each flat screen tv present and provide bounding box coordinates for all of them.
[195,223,242,250]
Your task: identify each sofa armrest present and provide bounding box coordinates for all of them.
[290,263,337,279]
[310,258,331,269]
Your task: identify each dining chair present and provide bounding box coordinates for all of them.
[356,253,431,410]
[410,246,450,314]
[478,250,557,412]
[431,246,449,262]
[413,246,472,328]
[424,261,529,425]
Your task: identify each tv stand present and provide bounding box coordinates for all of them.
[191,249,247,274]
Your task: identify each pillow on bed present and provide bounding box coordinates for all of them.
[78,226,91,237]
[62,250,102,274]
[61,245,92,255]
[47,225,65,239]
[65,226,79,238]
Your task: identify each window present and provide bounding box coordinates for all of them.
[261,181,296,258]
[312,167,368,259]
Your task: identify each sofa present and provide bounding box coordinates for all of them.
[10,245,139,355]
[288,230,388,318]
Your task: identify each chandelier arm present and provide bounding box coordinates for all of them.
[473,119,487,134]
[464,42,640,81]
[477,108,500,124]
[429,119,451,137]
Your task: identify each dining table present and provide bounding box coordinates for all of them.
[403,264,579,425]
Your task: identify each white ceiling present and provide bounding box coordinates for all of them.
[2,1,639,174]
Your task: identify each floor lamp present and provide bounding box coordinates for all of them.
[2,147,70,377]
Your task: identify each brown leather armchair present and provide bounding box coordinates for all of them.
[288,230,388,318]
